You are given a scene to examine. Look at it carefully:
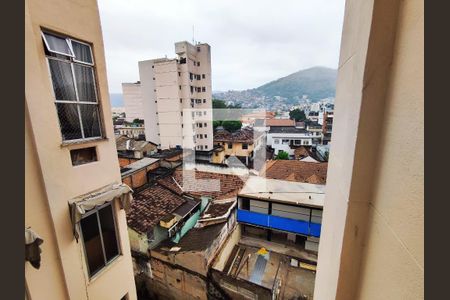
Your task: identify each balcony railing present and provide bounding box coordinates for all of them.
[237,209,321,237]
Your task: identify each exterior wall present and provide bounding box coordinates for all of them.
[267,133,314,155]
[139,59,160,145]
[314,0,423,299]
[222,141,254,158]
[117,126,145,138]
[122,82,144,122]
[119,157,139,168]
[212,225,242,272]
[211,149,226,164]
[25,0,137,299]
[128,228,150,254]
[355,0,424,298]
[25,105,69,300]
[147,258,208,300]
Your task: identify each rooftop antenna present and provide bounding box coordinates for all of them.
[192,25,195,45]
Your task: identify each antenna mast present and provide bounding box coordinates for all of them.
[192,25,195,44]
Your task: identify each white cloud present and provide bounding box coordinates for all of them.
[98,0,345,93]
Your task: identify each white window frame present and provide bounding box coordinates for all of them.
[43,31,103,143]
[71,39,95,66]
[41,31,75,57]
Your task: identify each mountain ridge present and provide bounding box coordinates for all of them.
[213,66,337,108]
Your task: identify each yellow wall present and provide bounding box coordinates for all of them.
[219,142,254,157]
[211,150,226,164]
[25,0,137,298]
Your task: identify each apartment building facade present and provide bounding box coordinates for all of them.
[138,41,213,150]
[25,0,137,299]
[122,81,144,122]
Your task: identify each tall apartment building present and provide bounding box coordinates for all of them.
[25,0,137,299]
[122,82,144,122]
[138,41,213,150]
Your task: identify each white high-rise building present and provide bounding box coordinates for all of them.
[122,81,144,122]
[138,41,213,150]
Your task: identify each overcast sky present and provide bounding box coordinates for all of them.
[98,0,345,93]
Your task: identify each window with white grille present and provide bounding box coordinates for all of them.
[43,31,103,142]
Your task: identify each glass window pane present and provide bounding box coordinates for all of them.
[48,60,77,101]
[99,205,119,261]
[73,64,97,102]
[80,104,101,138]
[56,103,82,140]
[80,213,105,276]
[71,41,93,64]
[42,33,74,56]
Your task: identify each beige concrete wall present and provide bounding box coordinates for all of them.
[25,0,137,298]
[122,82,144,122]
[314,0,423,299]
[25,105,69,300]
[355,0,424,298]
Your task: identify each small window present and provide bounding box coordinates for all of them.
[282,139,290,145]
[199,123,203,128]
[70,147,97,166]
[181,112,183,116]
[202,74,206,79]
[205,145,208,149]
[71,40,93,65]
[42,32,74,57]
[204,123,207,127]
[205,134,208,138]
[197,47,201,52]
[228,143,232,149]
[178,72,181,76]
[240,197,250,210]
[242,143,248,150]
[197,62,201,66]
[203,111,207,115]
[179,85,182,90]
[180,98,182,103]
[152,65,154,68]
[202,87,206,92]
[80,203,120,277]
[203,99,206,103]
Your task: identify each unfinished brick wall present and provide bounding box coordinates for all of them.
[147,258,208,300]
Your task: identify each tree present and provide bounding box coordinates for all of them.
[289,109,307,122]
[133,118,144,125]
[221,120,242,132]
[275,150,289,160]
[212,99,227,108]
[213,120,222,130]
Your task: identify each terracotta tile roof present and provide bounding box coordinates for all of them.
[126,183,186,234]
[116,135,157,151]
[294,146,312,159]
[157,168,246,200]
[266,119,296,127]
[262,160,328,184]
[214,127,254,143]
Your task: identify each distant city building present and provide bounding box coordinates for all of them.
[137,41,213,150]
[115,124,145,139]
[122,81,144,122]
